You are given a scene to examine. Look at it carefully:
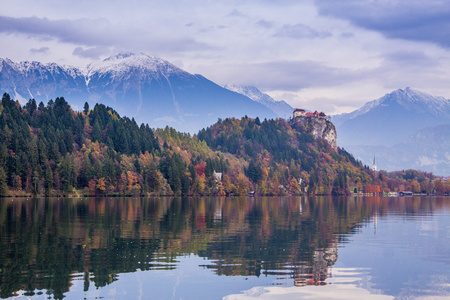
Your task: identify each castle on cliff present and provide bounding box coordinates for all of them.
[291,109,336,149]
[293,109,327,119]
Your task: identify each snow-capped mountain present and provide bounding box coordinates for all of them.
[0,53,277,133]
[224,85,293,118]
[331,87,450,146]
[0,57,87,105]
[85,53,184,78]
[331,87,450,175]
[332,87,450,127]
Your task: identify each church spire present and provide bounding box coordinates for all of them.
[372,155,377,172]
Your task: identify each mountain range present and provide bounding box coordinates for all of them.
[0,53,280,133]
[2,54,449,175]
[331,88,450,175]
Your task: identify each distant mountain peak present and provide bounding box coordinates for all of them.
[224,85,276,104]
[383,87,450,113]
[390,87,420,99]
[103,52,138,61]
[224,84,294,118]
[0,57,80,75]
[330,87,450,152]
[333,87,450,125]
[86,52,184,77]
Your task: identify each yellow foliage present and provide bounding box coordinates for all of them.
[108,110,120,121]
[97,178,106,191]
[127,171,139,192]
[289,178,301,195]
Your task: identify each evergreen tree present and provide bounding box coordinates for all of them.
[92,120,102,142]
[83,102,89,114]
[246,160,262,183]
[45,166,53,196]
[0,166,8,196]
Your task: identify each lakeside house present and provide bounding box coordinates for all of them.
[399,191,413,196]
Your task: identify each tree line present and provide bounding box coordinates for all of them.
[1,93,448,197]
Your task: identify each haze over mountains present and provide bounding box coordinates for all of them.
[224,85,293,119]
[0,53,277,133]
[331,88,450,175]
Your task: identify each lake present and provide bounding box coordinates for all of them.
[0,196,449,299]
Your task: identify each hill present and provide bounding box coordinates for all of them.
[1,93,445,197]
[0,53,277,133]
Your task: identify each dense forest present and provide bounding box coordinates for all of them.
[0,93,448,197]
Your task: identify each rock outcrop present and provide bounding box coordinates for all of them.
[290,115,337,149]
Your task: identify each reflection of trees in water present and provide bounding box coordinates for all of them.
[0,196,447,298]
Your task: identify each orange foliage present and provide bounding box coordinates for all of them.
[97,178,106,192]
[127,171,139,192]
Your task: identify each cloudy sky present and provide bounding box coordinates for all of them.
[1,0,450,114]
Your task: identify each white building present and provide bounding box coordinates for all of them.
[293,108,306,118]
[372,155,377,172]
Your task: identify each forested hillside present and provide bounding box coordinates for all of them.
[198,117,362,195]
[0,93,447,197]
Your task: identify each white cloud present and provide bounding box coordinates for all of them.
[30,47,50,55]
[73,47,108,60]
[275,23,332,39]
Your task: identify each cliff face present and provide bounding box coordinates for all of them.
[290,116,337,149]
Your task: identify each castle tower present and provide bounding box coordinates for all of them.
[293,109,306,118]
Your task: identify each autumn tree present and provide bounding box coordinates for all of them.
[411,179,420,194]
[222,174,234,194]
[236,174,248,196]
[434,179,445,195]
[97,177,106,194]
[289,177,302,195]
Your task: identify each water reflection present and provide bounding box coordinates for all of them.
[225,268,395,300]
[0,196,449,299]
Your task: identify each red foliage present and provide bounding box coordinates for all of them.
[195,164,206,177]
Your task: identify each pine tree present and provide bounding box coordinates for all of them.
[0,166,8,196]
[92,120,102,142]
[45,166,53,196]
[83,102,89,114]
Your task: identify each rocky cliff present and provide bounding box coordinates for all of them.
[290,116,337,149]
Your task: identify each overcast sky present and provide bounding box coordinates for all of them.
[1,0,450,114]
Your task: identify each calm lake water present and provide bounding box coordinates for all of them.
[0,196,449,299]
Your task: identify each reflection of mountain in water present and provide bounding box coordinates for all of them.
[1,196,447,299]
